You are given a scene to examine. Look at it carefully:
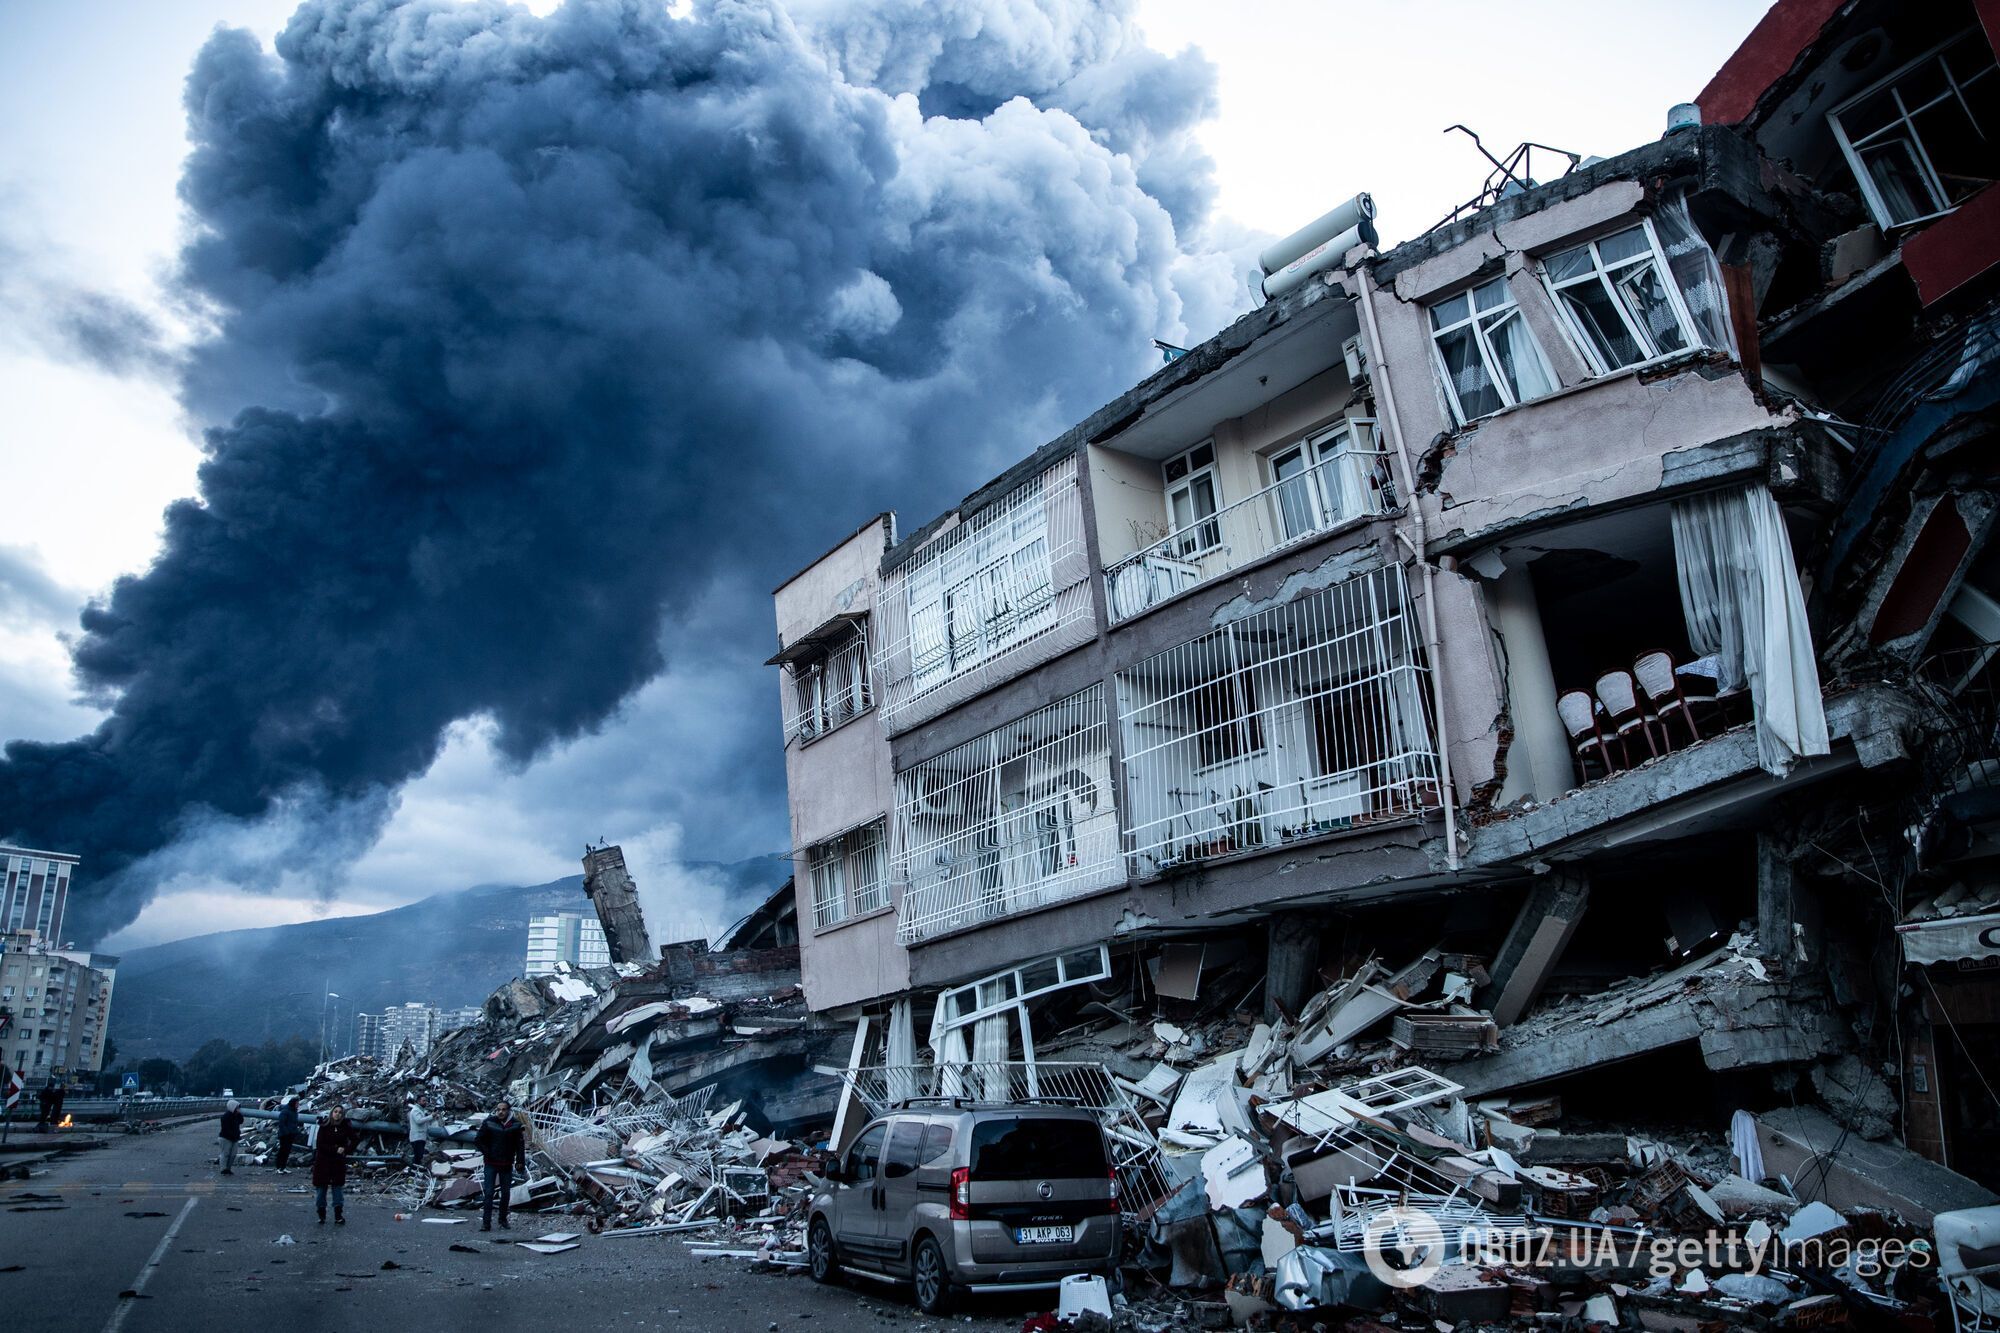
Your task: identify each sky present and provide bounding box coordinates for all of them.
[0,0,1772,950]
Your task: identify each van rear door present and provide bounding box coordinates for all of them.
[963,1115,1117,1264]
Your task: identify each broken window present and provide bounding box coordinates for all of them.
[1542,211,1726,374]
[1831,30,2000,229]
[894,687,1120,944]
[1427,277,1557,424]
[1116,564,1439,875]
[1163,442,1222,556]
[807,819,888,930]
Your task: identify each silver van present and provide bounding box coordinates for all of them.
[806,1101,1121,1313]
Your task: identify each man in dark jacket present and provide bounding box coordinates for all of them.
[217,1099,244,1176]
[274,1095,301,1173]
[474,1100,528,1232]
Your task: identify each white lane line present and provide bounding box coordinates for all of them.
[102,1195,198,1333]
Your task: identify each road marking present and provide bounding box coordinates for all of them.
[102,1195,197,1333]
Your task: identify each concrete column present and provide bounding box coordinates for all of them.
[1489,566,1574,806]
[1265,912,1323,1023]
[1756,832,1817,970]
[1483,870,1591,1027]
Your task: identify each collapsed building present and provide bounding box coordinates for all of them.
[762,0,2000,1323]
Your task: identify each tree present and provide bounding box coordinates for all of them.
[135,1057,181,1093]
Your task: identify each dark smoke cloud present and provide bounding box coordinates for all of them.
[0,0,1242,944]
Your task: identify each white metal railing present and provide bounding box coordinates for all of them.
[841,1061,1174,1214]
[875,456,1094,732]
[894,686,1121,945]
[785,632,873,745]
[808,820,889,930]
[1115,564,1439,876]
[1104,446,1395,623]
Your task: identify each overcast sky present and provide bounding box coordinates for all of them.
[0,0,1770,949]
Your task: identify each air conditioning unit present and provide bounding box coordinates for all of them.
[1342,334,1368,381]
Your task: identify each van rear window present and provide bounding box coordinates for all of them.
[969,1118,1106,1181]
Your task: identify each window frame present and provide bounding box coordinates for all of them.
[807,819,889,930]
[1264,418,1385,541]
[1426,277,1558,425]
[1162,441,1223,558]
[1828,30,2000,231]
[1538,219,1707,376]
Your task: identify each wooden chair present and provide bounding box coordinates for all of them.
[1594,669,1658,765]
[1556,689,1616,782]
[1633,650,1702,748]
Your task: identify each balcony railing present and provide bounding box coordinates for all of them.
[894,686,1122,945]
[1115,564,1439,876]
[1104,446,1395,623]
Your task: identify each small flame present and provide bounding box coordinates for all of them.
[58,1115,73,1128]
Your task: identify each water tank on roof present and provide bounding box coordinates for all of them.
[1257,193,1377,277]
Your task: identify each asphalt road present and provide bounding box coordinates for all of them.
[0,1121,1038,1332]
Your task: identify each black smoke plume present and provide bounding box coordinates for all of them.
[0,0,1240,944]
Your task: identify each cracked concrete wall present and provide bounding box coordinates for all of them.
[773,515,909,1011]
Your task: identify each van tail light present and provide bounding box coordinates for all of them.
[949,1166,971,1221]
[1108,1167,1121,1214]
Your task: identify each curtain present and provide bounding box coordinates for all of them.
[972,1011,1010,1101]
[1671,484,1829,775]
[1653,191,1737,356]
[885,998,917,1105]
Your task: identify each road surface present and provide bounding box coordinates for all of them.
[0,1120,1038,1332]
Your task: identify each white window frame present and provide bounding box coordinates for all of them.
[1539,219,1707,376]
[807,820,889,931]
[1265,418,1384,542]
[904,493,1056,696]
[1829,30,2000,231]
[787,622,874,745]
[1426,276,1558,425]
[1162,441,1223,558]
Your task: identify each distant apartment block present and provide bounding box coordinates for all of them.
[0,847,79,946]
[526,911,610,976]
[0,933,116,1081]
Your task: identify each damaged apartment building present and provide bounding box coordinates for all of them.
[768,0,2000,1221]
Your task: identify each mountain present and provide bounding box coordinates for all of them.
[106,855,791,1063]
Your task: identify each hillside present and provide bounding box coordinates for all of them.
[107,855,789,1063]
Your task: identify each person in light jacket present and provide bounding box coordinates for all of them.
[217,1099,244,1176]
[473,1100,528,1232]
[274,1095,300,1173]
[406,1096,431,1167]
[311,1104,360,1225]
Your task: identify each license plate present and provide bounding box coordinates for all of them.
[1015,1225,1073,1244]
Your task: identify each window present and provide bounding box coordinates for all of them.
[1267,419,1387,542]
[1831,32,1999,229]
[807,820,888,930]
[847,1122,887,1183]
[1428,276,1557,423]
[883,1118,927,1179]
[1543,220,1715,374]
[1163,442,1221,556]
[788,622,872,744]
[1191,675,1264,769]
[905,493,1057,694]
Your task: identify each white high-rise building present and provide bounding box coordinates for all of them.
[525,912,610,976]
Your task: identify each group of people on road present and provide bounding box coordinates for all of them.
[212,1092,530,1231]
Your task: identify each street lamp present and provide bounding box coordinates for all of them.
[318,987,340,1067]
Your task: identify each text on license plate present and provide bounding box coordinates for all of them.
[1015,1225,1073,1244]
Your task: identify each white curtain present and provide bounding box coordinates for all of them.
[972,1011,1011,1102]
[1672,484,1829,775]
[885,998,917,1104]
[1654,190,1737,356]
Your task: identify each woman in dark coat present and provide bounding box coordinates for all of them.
[311,1104,360,1225]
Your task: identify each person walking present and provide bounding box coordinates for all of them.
[311,1104,360,1225]
[274,1095,300,1173]
[34,1084,53,1132]
[406,1095,430,1168]
[473,1099,527,1232]
[217,1099,244,1175]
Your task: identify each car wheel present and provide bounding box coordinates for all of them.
[808,1217,840,1285]
[911,1235,952,1315]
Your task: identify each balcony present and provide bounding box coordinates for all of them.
[1104,440,1395,623]
[1115,565,1441,876]
[894,686,1123,945]
[784,631,873,746]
